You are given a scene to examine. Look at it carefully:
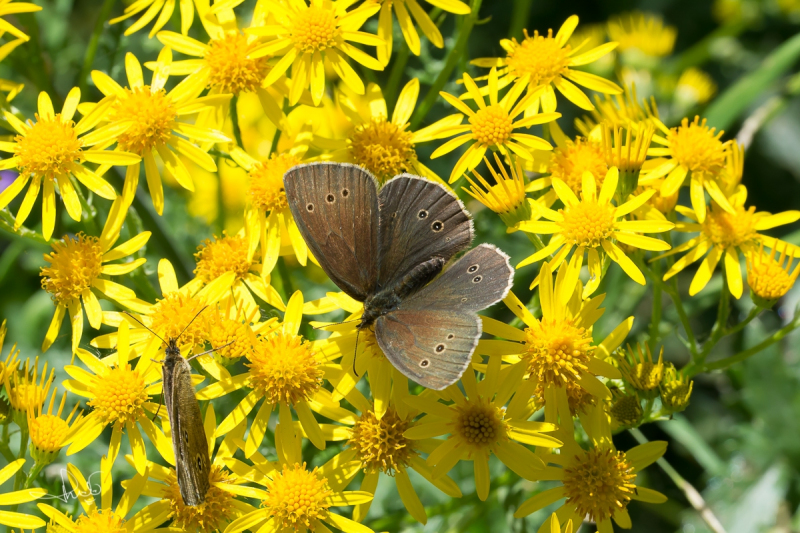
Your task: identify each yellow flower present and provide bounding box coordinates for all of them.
[660,363,693,413]
[222,424,374,533]
[110,0,198,37]
[479,263,632,426]
[656,187,800,299]
[0,88,140,239]
[0,460,46,530]
[0,0,41,58]
[547,136,609,194]
[40,197,150,353]
[61,335,165,473]
[471,15,621,113]
[319,79,459,183]
[601,121,655,200]
[313,391,462,525]
[131,403,248,532]
[247,0,384,106]
[2,350,55,427]
[618,343,665,396]
[375,0,470,64]
[38,459,153,532]
[675,68,717,106]
[607,11,677,58]
[516,168,674,291]
[514,406,668,532]
[404,363,561,502]
[27,388,83,466]
[200,291,339,461]
[89,49,231,214]
[155,2,288,127]
[433,68,559,182]
[642,115,731,223]
[575,83,659,139]
[747,242,800,306]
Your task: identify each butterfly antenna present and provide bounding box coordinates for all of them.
[311,318,361,330]
[177,305,209,341]
[122,311,167,345]
[185,339,236,363]
[352,328,361,377]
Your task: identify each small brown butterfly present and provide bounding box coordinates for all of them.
[125,309,232,506]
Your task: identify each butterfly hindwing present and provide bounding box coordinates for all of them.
[284,163,380,301]
[375,310,480,390]
[377,175,472,290]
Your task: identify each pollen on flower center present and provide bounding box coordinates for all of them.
[205,33,270,95]
[348,407,415,475]
[559,200,616,248]
[15,115,83,180]
[453,399,506,450]
[550,139,608,193]
[113,86,176,154]
[668,116,726,175]
[29,414,69,453]
[562,448,636,522]
[149,292,209,350]
[249,153,301,213]
[41,234,104,305]
[525,318,594,386]
[246,332,322,405]
[702,206,757,249]
[205,313,256,366]
[74,508,127,533]
[194,234,252,283]
[291,6,341,53]
[88,365,148,426]
[506,29,571,86]
[165,465,236,532]
[264,463,332,530]
[470,105,514,147]
[349,117,417,182]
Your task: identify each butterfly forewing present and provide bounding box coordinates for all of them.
[375,310,480,390]
[284,163,379,301]
[377,175,472,290]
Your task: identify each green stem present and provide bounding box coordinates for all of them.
[649,258,663,348]
[277,257,294,301]
[0,211,50,245]
[12,427,29,491]
[70,176,100,235]
[629,428,727,533]
[384,44,410,112]
[508,0,532,40]
[77,0,117,96]
[230,96,244,149]
[699,272,731,363]
[692,311,800,375]
[269,126,282,157]
[409,0,483,130]
[216,155,226,235]
[23,461,44,489]
[722,307,762,337]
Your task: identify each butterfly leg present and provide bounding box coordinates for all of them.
[151,392,163,422]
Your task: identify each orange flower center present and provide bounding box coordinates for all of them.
[205,33,270,95]
[470,105,513,147]
[563,448,636,522]
[15,114,83,180]
[453,399,506,452]
[550,139,607,193]
[348,407,414,474]
[88,365,149,426]
[291,6,340,53]
[558,200,616,248]
[249,153,301,213]
[164,465,236,532]
[667,116,726,176]
[149,292,209,351]
[246,332,322,405]
[194,234,252,283]
[524,318,593,386]
[349,117,416,182]
[264,463,332,530]
[113,86,176,154]
[701,205,757,249]
[29,414,70,452]
[74,509,126,533]
[40,233,104,305]
[506,29,571,86]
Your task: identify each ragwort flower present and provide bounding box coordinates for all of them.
[607,11,677,58]
[0,460,46,529]
[27,388,83,467]
[110,0,197,37]
[0,88,139,239]
[747,242,800,306]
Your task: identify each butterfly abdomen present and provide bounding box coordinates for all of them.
[394,257,446,300]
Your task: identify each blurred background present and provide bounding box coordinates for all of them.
[1,0,800,531]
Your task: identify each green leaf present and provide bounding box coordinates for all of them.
[705,32,800,131]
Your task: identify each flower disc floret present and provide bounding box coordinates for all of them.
[113,86,176,154]
[87,366,148,426]
[506,29,571,86]
[667,117,726,175]
[609,394,642,426]
[748,254,796,301]
[74,509,126,533]
[246,332,322,405]
[205,33,270,95]
[249,153,301,213]
[149,292,209,350]
[206,315,255,365]
[10,383,48,413]
[165,465,236,532]
[525,318,593,386]
[550,139,608,193]
[29,414,69,453]
[194,235,251,283]
[562,448,636,522]
[453,400,505,450]
[264,463,332,530]
[702,206,757,249]
[559,201,616,248]
[349,117,417,182]
[15,115,83,179]
[291,6,341,53]
[348,407,414,475]
[470,105,514,147]
[41,234,103,305]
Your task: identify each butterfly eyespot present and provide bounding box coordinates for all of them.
[445,237,451,242]
[196,455,203,470]
[392,212,398,218]
[472,275,482,283]
[431,220,443,232]
[418,209,428,219]
[184,430,189,443]
[326,194,335,203]
[435,343,446,353]
[461,297,468,302]
[306,203,314,212]
[420,359,430,367]
[468,264,479,273]
[447,334,455,340]
[341,188,349,197]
